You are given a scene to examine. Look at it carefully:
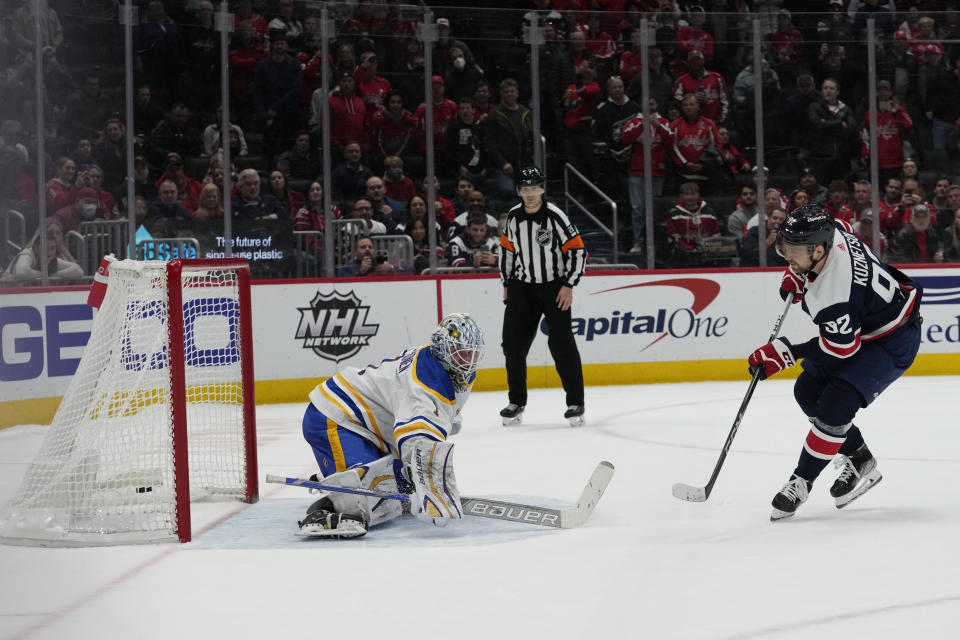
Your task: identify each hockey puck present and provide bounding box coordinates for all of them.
[136,486,153,493]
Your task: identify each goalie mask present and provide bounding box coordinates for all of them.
[430,313,485,391]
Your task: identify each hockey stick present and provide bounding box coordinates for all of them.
[267,460,614,529]
[672,293,796,503]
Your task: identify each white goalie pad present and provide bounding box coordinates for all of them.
[405,439,462,520]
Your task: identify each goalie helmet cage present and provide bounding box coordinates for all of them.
[0,259,258,546]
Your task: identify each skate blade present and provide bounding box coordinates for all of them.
[298,522,367,539]
[501,414,524,426]
[835,470,882,509]
[770,507,797,522]
[568,416,585,427]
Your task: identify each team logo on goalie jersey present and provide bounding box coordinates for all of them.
[295,290,380,362]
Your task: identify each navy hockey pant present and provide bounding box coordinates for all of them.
[302,404,384,477]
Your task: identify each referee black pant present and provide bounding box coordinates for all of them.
[502,279,584,407]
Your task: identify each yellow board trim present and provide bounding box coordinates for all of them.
[4,353,959,430]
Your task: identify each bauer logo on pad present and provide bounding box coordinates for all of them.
[295,290,380,362]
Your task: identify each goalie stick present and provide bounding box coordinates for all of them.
[672,293,796,503]
[267,460,614,529]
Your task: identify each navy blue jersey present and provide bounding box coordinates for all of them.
[798,226,919,359]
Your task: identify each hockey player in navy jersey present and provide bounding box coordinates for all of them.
[747,205,922,520]
[297,313,485,538]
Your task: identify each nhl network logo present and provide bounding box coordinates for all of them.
[295,290,380,362]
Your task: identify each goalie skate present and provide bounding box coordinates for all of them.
[500,403,524,426]
[297,497,367,539]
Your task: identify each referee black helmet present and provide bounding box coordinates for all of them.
[517,166,545,192]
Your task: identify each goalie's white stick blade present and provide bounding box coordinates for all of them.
[672,482,707,502]
[559,461,615,528]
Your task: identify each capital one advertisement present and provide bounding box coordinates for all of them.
[439,268,960,369]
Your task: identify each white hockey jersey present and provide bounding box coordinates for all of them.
[308,345,473,461]
[801,227,918,359]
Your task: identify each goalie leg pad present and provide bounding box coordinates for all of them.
[319,455,407,527]
[406,438,462,520]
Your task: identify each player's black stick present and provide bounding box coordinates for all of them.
[672,293,796,502]
[267,461,614,529]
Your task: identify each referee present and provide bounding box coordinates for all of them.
[499,167,587,427]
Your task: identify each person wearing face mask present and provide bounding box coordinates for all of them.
[55,187,106,232]
[443,46,485,103]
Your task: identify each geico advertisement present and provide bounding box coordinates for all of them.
[250,279,440,382]
[0,290,94,401]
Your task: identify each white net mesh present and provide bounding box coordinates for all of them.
[0,260,252,546]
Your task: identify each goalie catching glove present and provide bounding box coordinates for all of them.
[748,338,796,380]
[403,438,462,522]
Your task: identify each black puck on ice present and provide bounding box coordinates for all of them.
[136,486,153,493]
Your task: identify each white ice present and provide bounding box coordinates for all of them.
[2,377,959,640]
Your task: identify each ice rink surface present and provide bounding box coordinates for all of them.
[2,377,959,640]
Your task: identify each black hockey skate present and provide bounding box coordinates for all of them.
[298,496,367,539]
[564,405,585,427]
[830,444,882,509]
[500,403,525,426]
[770,474,811,521]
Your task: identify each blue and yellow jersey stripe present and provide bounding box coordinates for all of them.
[411,347,456,406]
[317,375,388,452]
[394,415,448,458]
[333,373,387,450]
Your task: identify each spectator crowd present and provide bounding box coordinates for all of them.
[3,0,960,282]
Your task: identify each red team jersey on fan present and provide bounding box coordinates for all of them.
[675,27,714,61]
[414,99,458,152]
[619,112,674,177]
[371,108,417,157]
[562,81,603,132]
[670,115,721,167]
[672,72,729,123]
[619,49,643,82]
[329,92,368,149]
[666,200,720,251]
[859,107,912,170]
[355,73,392,112]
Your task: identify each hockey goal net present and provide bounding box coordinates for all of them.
[0,259,258,546]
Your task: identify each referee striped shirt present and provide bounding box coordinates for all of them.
[499,200,586,287]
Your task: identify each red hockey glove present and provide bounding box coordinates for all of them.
[748,338,796,380]
[779,268,805,304]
